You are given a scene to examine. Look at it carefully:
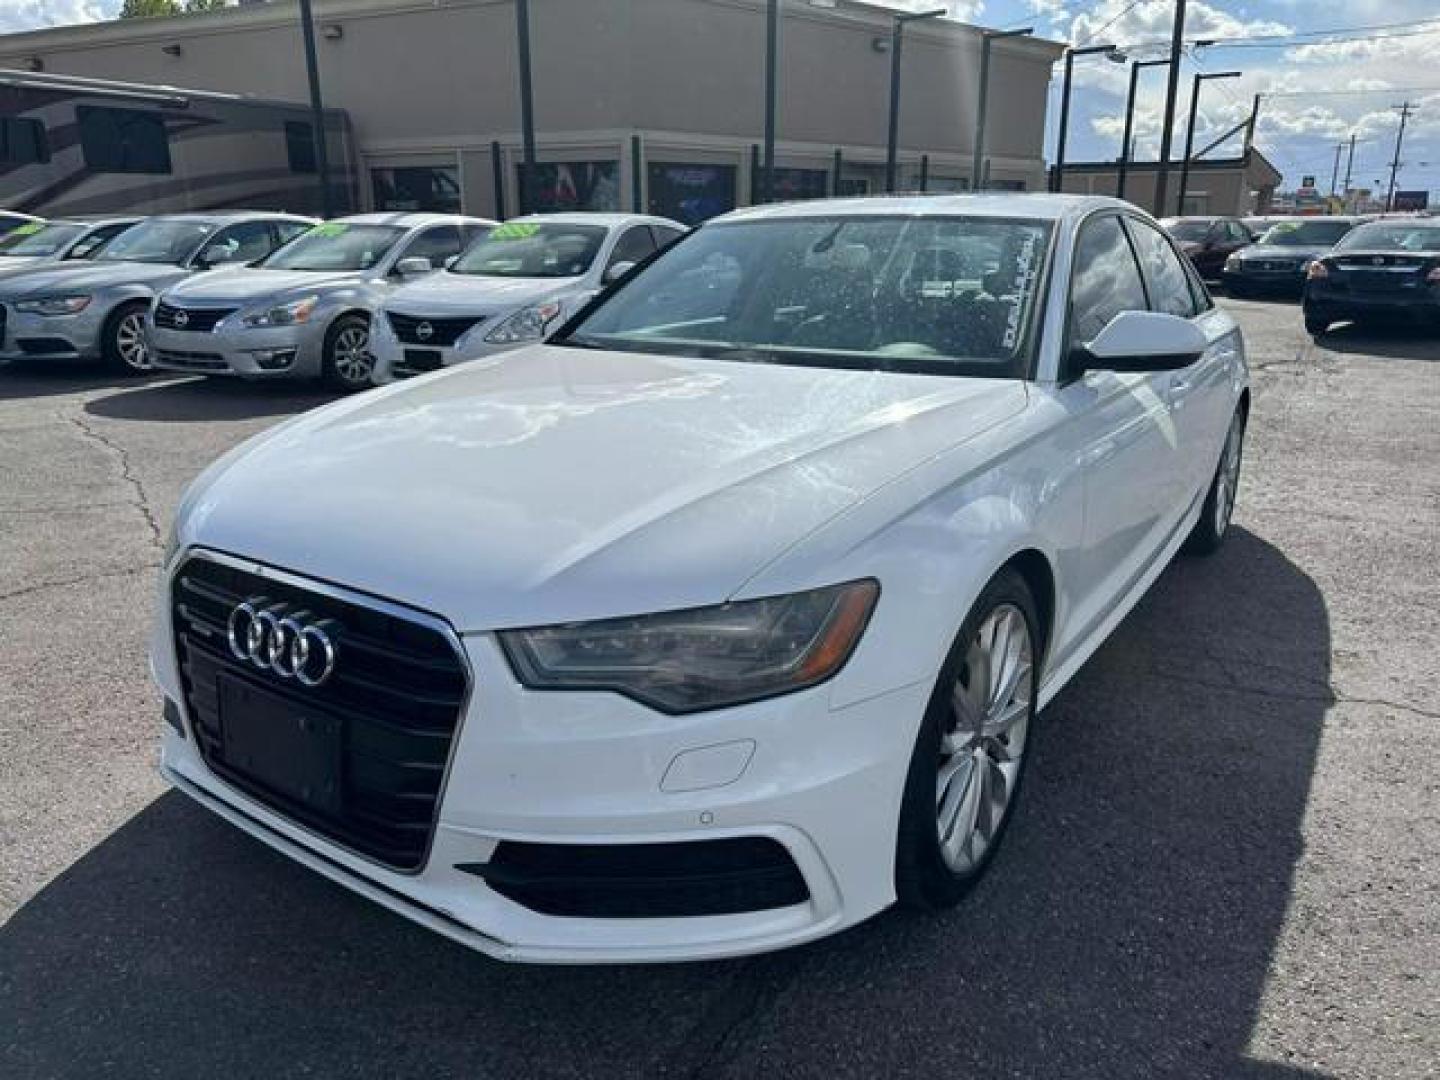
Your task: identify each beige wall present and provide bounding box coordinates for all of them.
[1057,163,1277,217]
[0,0,1063,211]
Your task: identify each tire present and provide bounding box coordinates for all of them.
[322,314,374,392]
[1184,404,1246,556]
[896,568,1041,910]
[1303,310,1329,336]
[1227,282,1249,300]
[101,302,153,374]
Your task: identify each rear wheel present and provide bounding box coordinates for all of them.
[322,314,374,392]
[1185,405,1246,556]
[102,302,152,374]
[896,569,1039,910]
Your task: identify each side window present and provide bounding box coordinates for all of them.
[201,221,276,266]
[1126,219,1198,318]
[1230,221,1252,243]
[274,220,312,245]
[650,225,686,251]
[1068,215,1149,348]
[608,225,657,270]
[399,225,464,268]
[0,117,49,165]
[77,106,171,175]
[65,222,133,260]
[460,222,491,246]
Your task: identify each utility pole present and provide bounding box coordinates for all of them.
[1329,142,1344,197]
[1385,102,1414,211]
[1152,0,1188,217]
[1342,132,1357,198]
[761,0,779,204]
[297,0,333,217]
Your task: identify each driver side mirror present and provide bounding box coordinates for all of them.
[395,256,433,279]
[604,260,636,285]
[195,245,239,270]
[1075,310,1207,374]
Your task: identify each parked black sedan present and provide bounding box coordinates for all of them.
[1223,217,1363,297]
[1160,216,1255,279]
[1303,220,1440,336]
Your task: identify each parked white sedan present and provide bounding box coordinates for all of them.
[368,212,686,380]
[152,195,1248,964]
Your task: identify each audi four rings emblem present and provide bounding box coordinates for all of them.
[227,598,340,687]
[415,320,434,342]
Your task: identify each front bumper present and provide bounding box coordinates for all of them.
[153,573,921,963]
[370,317,527,383]
[1222,264,1307,292]
[0,303,102,361]
[148,319,327,378]
[1304,282,1440,323]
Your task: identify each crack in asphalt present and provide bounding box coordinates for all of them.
[67,410,165,553]
[671,959,803,1079]
[1153,668,1440,721]
[0,563,160,605]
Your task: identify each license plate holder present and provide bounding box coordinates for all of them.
[402,348,444,372]
[219,674,344,815]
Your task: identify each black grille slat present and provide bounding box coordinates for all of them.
[386,311,485,346]
[154,302,238,332]
[171,556,468,872]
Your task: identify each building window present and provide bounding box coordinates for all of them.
[371,166,461,213]
[77,106,171,175]
[0,117,49,165]
[525,162,620,212]
[285,120,317,174]
[647,163,736,226]
[768,168,828,201]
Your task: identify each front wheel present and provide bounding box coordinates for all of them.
[322,314,374,392]
[1184,405,1246,556]
[102,303,153,374]
[1303,310,1329,336]
[896,569,1040,910]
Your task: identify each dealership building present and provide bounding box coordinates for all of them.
[0,0,1065,224]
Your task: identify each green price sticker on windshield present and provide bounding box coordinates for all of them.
[311,222,349,238]
[490,222,540,241]
[11,221,44,237]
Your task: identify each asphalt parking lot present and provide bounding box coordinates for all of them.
[1,301,1437,1079]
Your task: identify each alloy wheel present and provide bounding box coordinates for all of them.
[1214,412,1243,535]
[331,325,374,388]
[116,311,152,372]
[935,603,1034,874]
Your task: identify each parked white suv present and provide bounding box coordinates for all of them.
[369,212,686,380]
[153,196,1247,964]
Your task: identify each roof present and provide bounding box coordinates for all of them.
[148,210,316,222]
[334,212,494,227]
[510,212,688,230]
[718,193,1133,225]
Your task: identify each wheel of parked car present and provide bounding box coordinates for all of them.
[323,314,374,392]
[103,302,153,374]
[1303,312,1329,337]
[895,568,1040,910]
[1185,404,1247,556]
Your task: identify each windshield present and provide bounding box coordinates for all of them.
[450,222,607,278]
[97,218,216,264]
[0,221,86,257]
[1162,219,1214,243]
[1335,223,1440,252]
[262,223,405,271]
[1259,220,1354,247]
[559,215,1053,379]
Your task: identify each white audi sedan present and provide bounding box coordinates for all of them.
[152,195,1248,964]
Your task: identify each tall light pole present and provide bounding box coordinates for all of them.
[1386,102,1415,212]
[297,0,333,217]
[885,7,946,193]
[1177,69,1240,215]
[974,26,1034,192]
[1342,132,1358,199]
[515,0,537,214]
[761,0,779,204]
[1152,0,1188,217]
[1328,142,1344,197]
[1117,58,1171,201]
[1050,42,1121,193]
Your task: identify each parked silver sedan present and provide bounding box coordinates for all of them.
[0,212,313,372]
[150,213,494,391]
[0,216,142,279]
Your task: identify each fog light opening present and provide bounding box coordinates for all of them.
[251,348,298,371]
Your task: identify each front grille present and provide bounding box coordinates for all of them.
[171,554,469,872]
[1333,254,1424,269]
[462,838,811,918]
[154,302,238,332]
[155,349,228,371]
[387,311,484,346]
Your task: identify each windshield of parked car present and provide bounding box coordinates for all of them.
[1334,223,1440,252]
[261,223,405,271]
[96,217,217,264]
[558,215,1054,378]
[1162,219,1215,243]
[0,221,87,257]
[449,222,607,278]
[1259,220,1354,247]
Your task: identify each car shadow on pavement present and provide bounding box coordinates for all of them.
[0,362,178,402]
[0,528,1332,1079]
[83,377,343,422]
[1315,324,1440,362]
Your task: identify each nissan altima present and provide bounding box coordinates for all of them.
[152,195,1249,964]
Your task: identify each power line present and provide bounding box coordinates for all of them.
[1261,86,1440,98]
[1118,19,1440,53]
[1076,0,1159,48]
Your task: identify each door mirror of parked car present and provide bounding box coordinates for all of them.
[195,244,242,270]
[604,260,636,285]
[395,256,434,279]
[1077,310,1207,373]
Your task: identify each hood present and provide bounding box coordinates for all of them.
[0,259,185,298]
[164,266,364,305]
[385,271,578,317]
[0,255,47,278]
[183,345,1028,630]
[1237,244,1327,262]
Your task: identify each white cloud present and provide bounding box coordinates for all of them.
[872,1,987,22]
[0,0,115,34]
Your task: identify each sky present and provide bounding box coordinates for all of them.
[3,0,1438,197]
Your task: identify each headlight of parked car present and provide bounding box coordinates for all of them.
[240,295,319,328]
[499,580,880,713]
[484,301,563,344]
[14,295,91,316]
[1224,254,1241,272]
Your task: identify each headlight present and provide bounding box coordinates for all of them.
[1307,261,1329,280]
[14,295,91,316]
[1224,254,1241,272]
[484,301,563,344]
[240,295,318,328]
[499,580,879,713]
